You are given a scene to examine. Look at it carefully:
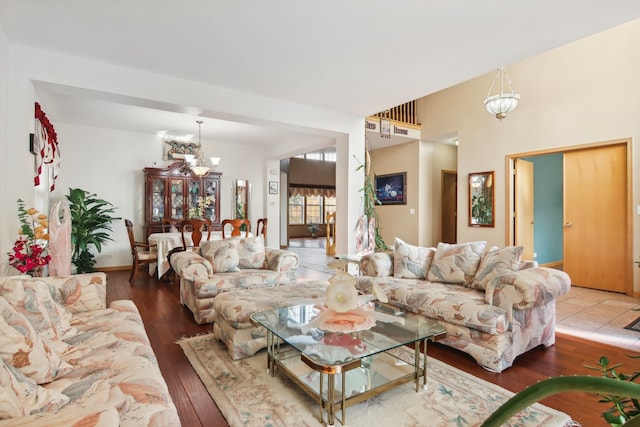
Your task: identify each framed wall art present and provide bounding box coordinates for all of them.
[269,181,279,195]
[164,140,201,161]
[468,171,495,227]
[375,172,407,205]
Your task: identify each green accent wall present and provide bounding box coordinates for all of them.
[523,153,563,265]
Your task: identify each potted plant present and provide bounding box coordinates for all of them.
[308,223,319,238]
[482,355,640,426]
[356,151,388,251]
[67,188,119,273]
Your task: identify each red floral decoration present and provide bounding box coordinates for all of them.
[7,199,51,275]
[34,102,61,191]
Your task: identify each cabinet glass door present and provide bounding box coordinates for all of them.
[170,178,185,220]
[151,178,165,222]
[187,180,201,217]
[204,179,217,222]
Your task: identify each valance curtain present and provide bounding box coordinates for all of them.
[288,185,336,198]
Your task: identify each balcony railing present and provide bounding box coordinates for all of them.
[372,100,418,126]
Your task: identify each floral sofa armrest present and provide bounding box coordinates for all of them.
[172,250,213,280]
[36,272,107,314]
[485,267,571,322]
[359,251,394,277]
[265,248,299,272]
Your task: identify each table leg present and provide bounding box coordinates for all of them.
[319,372,324,424]
[327,373,335,426]
[422,339,428,390]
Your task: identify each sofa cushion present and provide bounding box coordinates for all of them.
[213,281,328,328]
[1,277,77,343]
[393,238,435,279]
[472,246,523,290]
[0,296,72,384]
[201,240,240,273]
[192,270,288,299]
[0,358,70,419]
[354,276,508,335]
[236,235,266,269]
[427,241,486,285]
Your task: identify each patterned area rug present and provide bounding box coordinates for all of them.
[178,334,573,427]
[624,317,640,332]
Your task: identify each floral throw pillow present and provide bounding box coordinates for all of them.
[393,238,435,279]
[471,246,524,290]
[0,358,69,419]
[201,240,241,273]
[237,236,267,269]
[426,241,487,285]
[0,277,76,342]
[0,296,72,384]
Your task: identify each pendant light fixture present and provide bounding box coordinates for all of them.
[483,67,521,120]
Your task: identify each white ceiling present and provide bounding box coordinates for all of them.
[2,1,640,151]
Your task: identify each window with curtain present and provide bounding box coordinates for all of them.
[287,193,336,225]
[288,194,304,224]
[306,195,322,224]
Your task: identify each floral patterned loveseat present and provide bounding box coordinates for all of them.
[355,239,571,372]
[0,273,180,426]
[170,236,299,324]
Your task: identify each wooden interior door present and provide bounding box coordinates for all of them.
[515,159,535,260]
[441,170,457,243]
[563,144,628,292]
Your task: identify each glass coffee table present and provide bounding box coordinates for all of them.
[250,302,445,426]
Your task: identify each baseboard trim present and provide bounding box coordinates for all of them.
[540,261,563,269]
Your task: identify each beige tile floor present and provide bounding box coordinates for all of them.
[287,238,640,352]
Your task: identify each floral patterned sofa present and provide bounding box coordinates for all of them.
[355,239,571,372]
[0,272,180,426]
[169,235,299,324]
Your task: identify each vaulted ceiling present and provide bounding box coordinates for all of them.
[2,1,640,150]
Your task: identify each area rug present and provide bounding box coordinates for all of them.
[178,334,574,427]
[624,316,640,332]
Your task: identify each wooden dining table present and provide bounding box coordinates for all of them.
[148,231,253,277]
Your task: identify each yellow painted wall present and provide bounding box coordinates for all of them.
[417,18,640,295]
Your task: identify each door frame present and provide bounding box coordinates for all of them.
[505,138,633,295]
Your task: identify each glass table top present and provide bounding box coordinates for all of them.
[251,302,445,368]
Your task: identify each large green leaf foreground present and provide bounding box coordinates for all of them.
[482,376,640,427]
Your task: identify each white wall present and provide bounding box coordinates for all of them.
[419,18,640,295]
[0,40,367,272]
[48,123,270,268]
[0,27,9,270]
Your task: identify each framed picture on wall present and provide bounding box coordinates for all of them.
[375,172,407,205]
[269,181,278,195]
[468,171,495,227]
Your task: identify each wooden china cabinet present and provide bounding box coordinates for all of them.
[143,162,222,239]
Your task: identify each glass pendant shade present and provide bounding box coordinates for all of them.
[483,67,520,120]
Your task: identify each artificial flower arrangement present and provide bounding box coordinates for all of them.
[7,199,51,275]
[189,195,215,220]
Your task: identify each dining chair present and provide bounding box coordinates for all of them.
[256,218,268,241]
[221,218,251,239]
[124,219,157,285]
[180,218,213,249]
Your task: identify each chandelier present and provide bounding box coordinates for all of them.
[184,120,221,177]
[483,67,520,120]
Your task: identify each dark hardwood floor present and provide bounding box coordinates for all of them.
[107,269,637,426]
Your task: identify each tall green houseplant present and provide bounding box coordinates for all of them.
[356,151,388,252]
[67,188,119,273]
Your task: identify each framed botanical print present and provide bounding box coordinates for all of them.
[469,171,495,227]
